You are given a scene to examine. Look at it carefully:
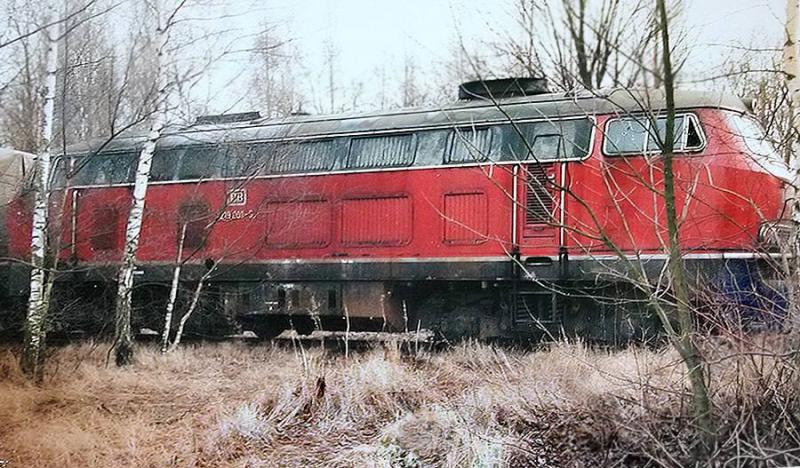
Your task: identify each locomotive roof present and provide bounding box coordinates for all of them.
[68,88,748,155]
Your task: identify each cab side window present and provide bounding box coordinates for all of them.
[348,134,417,169]
[177,146,224,180]
[605,119,649,154]
[151,148,182,182]
[646,118,686,151]
[604,114,704,155]
[51,158,67,187]
[498,118,593,161]
[74,152,137,186]
[447,127,493,163]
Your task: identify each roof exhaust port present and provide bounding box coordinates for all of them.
[458,77,549,101]
[194,111,262,125]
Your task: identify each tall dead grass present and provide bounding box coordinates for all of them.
[0,336,798,467]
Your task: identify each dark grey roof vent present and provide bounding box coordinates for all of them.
[194,111,261,125]
[458,77,549,100]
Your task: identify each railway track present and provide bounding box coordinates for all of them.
[0,327,438,352]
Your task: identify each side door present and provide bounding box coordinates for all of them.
[519,161,560,249]
[514,128,569,257]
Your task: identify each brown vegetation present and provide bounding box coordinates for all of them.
[0,338,798,467]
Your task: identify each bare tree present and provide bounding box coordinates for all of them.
[19,3,59,381]
[3,0,164,377]
[400,54,427,108]
[656,0,713,446]
[54,0,120,147]
[781,0,800,356]
[0,3,48,152]
[490,0,661,91]
[110,0,263,364]
[166,261,216,352]
[248,25,302,118]
[0,0,99,51]
[324,37,338,113]
[451,0,715,449]
[112,0,174,366]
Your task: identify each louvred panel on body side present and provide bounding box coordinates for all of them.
[265,199,331,248]
[341,196,412,246]
[443,192,488,244]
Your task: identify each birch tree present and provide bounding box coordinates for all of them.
[160,225,185,353]
[113,0,240,362]
[166,262,216,352]
[112,0,172,366]
[783,0,800,347]
[785,0,800,186]
[19,6,59,380]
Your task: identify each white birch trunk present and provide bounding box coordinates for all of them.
[167,269,213,352]
[113,12,169,366]
[784,0,800,339]
[161,224,186,353]
[785,0,800,214]
[20,13,59,380]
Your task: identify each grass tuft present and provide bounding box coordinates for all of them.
[0,336,798,466]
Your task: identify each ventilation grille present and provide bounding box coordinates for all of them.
[513,292,559,325]
[443,192,488,244]
[525,165,553,225]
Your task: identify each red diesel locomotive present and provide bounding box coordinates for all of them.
[0,79,791,341]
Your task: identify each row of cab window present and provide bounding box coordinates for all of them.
[64,118,591,186]
[63,114,703,187]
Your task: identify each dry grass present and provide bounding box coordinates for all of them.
[0,336,798,467]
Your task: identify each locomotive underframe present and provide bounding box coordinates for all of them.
[0,255,784,342]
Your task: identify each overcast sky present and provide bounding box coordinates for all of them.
[194,0,788,114]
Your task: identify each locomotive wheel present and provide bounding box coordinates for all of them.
[251,320,286,341]
[290,317,316,336]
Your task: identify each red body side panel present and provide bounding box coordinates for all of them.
[4,109,787,270]
[51,167,517,265]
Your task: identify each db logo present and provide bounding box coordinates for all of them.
[227,189,247,206]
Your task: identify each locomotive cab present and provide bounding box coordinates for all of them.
[723,112,795,252]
